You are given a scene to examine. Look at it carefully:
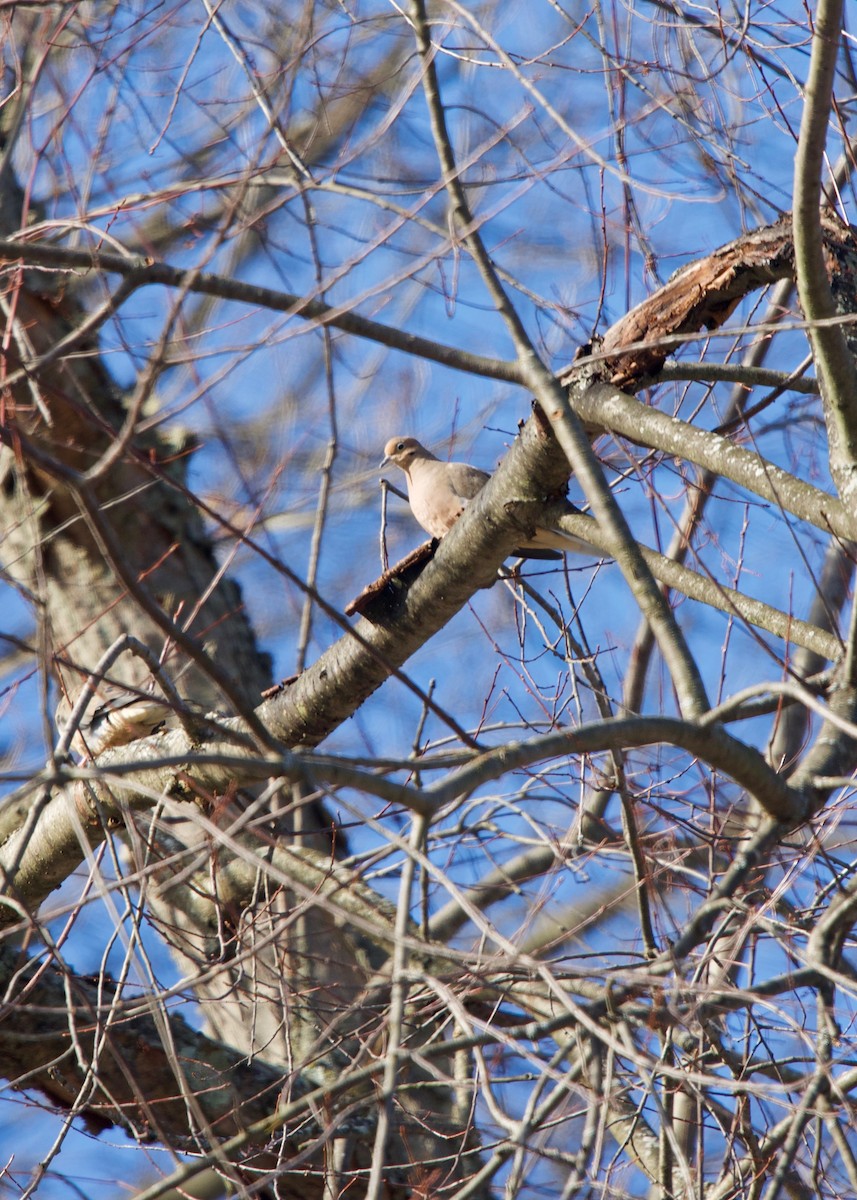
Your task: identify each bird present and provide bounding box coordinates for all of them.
[56,680,176,758]
[380,436,599,560]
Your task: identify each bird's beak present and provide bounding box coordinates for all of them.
[379,454,391,470]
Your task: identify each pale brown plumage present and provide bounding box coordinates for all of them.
[380,436,598,560]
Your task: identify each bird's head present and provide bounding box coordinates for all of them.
[380,436,429,473]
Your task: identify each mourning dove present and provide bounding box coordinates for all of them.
[380,436,599,560]
[56,680,177,758]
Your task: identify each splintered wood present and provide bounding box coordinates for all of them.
[576,210,855,387]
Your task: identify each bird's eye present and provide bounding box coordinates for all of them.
[396,441,405,451]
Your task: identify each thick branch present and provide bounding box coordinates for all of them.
[409,0,709,718]
[793,0,857,481]
[0,943,305,1142]
[554,511,842,661]
[571,382,853,543]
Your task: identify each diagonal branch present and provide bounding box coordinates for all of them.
[408,0,709,719]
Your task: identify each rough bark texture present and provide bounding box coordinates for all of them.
[0,195,478,1194]
[594,210,854,388]
[4,203,857,1194]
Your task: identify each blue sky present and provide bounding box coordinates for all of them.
[0,0,851,1194]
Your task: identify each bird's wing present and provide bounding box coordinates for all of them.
[445,461,491,503]
[407,458,489,536]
